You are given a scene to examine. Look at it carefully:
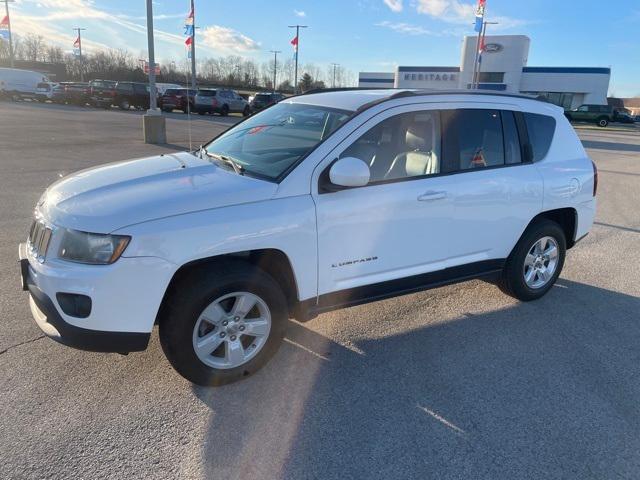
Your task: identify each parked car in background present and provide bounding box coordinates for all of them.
[34,82,59,102]
[250,92,286,112]
[89,80,117,108]
[113,81,149,110]
[19,89,597,386]
[156,83,182,96]
[58,82,90,105]
[160,88,195,113]
[194,88,250,116]
[0,67,50,99]
[613,111,635,124]
[564,104,614,127]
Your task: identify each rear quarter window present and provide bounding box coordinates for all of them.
[523,113,556,162]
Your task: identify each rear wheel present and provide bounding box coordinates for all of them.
[500,220,566,301]
[597,117,609,127]
[242,106,251,117]
[119,99,130,110]
[220,104,229,116]
[159,260,288,386]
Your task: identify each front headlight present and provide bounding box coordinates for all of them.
[58,229,130,265]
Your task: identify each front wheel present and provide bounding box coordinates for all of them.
[220,104,229,116]
[119,99,130,110]
[500,220,566,301]
[242,106,251,117]
[159,260,288,386]
[597,117,609,127]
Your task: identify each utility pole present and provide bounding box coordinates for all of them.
[288,24,307,94]
[269,50,281,92]
[1,0,15,68]
[331,63,339,88]
[73,27,86,81]
[190,0,196,91]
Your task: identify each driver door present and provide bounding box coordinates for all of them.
[313,105,454,300]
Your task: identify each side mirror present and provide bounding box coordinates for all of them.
[329,157,370,188]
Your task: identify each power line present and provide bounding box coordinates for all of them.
[269,50,281,92]
[331,63,340,88]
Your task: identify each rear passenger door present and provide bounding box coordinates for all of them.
[440,107,543,265]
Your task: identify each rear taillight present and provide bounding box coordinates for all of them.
[591,160,598,196]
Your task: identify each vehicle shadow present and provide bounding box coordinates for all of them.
[192,279,640,479]
[581,140,640,152]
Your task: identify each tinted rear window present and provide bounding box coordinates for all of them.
[198,90,217,96]
[524,113,556,162]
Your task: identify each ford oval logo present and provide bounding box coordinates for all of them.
[484,43,503,53]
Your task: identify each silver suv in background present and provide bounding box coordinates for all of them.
[194,88,250,116]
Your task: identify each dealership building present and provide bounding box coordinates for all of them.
[359,35,611,109]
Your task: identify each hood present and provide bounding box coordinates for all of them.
[39,151,278,233]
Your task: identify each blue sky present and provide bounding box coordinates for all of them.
[9,0,640,96]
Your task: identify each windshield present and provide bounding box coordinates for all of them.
[204,102,353,180]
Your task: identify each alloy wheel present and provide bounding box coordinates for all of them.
[192,292,272,369]
[523,236,559,289]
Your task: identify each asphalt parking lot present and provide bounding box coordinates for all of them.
[1,101,639,480]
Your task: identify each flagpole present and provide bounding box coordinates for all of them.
[190,0,196,91]
[288,24,307,94]
[73,27,86,82]
[2,0,15,68]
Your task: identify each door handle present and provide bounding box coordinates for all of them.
[418,191,447,202]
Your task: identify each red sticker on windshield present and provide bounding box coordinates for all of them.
[248,125,269,135]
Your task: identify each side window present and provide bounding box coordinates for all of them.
[502,111,521,164]
[523,113,556,162]
[442,109,504,170]
[340,110,441,184]
[577,105,588,112]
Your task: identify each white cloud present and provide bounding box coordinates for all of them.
[414,0,526,29]
[383,0,403,13]
[294,9,306,17]
[200,26,261,53]
[375,21,434,36]
[11,0,261,57]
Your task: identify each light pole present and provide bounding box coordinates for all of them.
[1,0,15,68]
[142,0,166,143]
[331,63,339,88]
[72,27,86,81]
[288,24,307,94]
[269,50,281,92]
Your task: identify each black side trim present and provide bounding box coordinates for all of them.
[302,259,504,319]
[26,273,149,353]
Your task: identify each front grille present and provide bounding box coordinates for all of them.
[28,220,52,262]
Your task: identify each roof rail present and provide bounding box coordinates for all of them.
[301,86,394,95]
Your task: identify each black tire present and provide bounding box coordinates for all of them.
[119,99,130,110]
[597,117,608,127]
[161,106,171,113]
[500,220,566,301]
[159,259,289,386]
[242,106,251,117]
[220,104,229,116]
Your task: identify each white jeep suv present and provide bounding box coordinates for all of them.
[19,89,597,386]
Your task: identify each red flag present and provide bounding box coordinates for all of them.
[185,36,192,47]
[0,15,9,28]
[290,35,298,51]
[73,36,80,48]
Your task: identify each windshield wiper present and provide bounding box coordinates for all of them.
[200,147,245,175]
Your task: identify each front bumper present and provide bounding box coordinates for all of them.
[18,243,174,353]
